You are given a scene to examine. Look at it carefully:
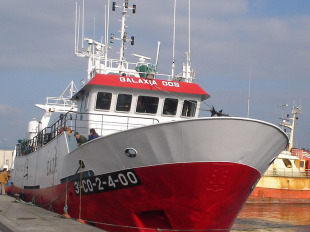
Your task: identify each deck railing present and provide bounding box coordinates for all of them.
[16,111,159,156]
[263,168,310,178]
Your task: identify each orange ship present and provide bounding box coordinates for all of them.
[249,105,310,203]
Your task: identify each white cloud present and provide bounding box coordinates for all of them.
[0,104,21,115]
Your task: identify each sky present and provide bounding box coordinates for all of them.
[0,0,310,150]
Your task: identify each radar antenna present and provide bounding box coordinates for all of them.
[132,53,151,63]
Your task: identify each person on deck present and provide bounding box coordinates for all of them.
[88,128,99,141]
[74,132,88,146]
[0,166,9,195]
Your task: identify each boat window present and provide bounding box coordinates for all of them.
[282,159,292,168]
[96,92,112,110]
[300,160,305,168]
[80,96,84,112]
[163,98,178,116]
[182,100,197,117]
[116,94,132,112]
[136,96,159,114]
[84,93,89,111]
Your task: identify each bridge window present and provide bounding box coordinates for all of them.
[84,93,89,111]
[136,96,159,114]
[80,96,84,111]
[182,100,197,117]
[96,92,112,110]
[116,94,132,112]
[163,98,178,116]
[282,159,292,168]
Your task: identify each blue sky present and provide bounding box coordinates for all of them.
[0,0,310,150]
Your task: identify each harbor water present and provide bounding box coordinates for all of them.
[232,203,310,231]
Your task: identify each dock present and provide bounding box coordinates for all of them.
[0,195,103,232]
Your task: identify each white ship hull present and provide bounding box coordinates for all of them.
[10,117,288,231]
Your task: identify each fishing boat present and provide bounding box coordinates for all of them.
[9,1,288,231]
[249,105,310,203]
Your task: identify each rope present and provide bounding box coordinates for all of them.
[78,163,83,220]
[63,176,69,216]
[15,191,310,231]
[48,216,310,232]
[15,199,36,206]
[16,166,81,209]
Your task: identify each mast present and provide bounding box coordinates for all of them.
[104,1,111,69]
[74,0,137,81]
[280,103,302,151]
[111,0,136,73]
[118,3,127,69]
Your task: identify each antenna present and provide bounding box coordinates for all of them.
[75,1,85,53]
[172,0,195,83]
[93,18,96,40]
[75,2,77,53]
[184,0,194,83]
[247,68,251,118]
[75,2,81,54]
[188,0,191,62]
[155,41,161,70]
[82,0,85,50]
[171,0,177,80]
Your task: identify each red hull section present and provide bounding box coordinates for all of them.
[10,162,260,232]
[249,187,310,204]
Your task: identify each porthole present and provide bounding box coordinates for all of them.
[125,148,138,158]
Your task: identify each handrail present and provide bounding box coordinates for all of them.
[70,111,159,136]
[16,111,159,156]
[264,168,310,178]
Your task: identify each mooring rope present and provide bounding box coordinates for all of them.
[14,198,310,232]
[15,165,82,208]
[78,163,83,220]
[51,216,310,232]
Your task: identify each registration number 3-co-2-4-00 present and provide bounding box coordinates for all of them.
[73,169,141,195]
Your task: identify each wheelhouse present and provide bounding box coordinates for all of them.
[72,74,209,137]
